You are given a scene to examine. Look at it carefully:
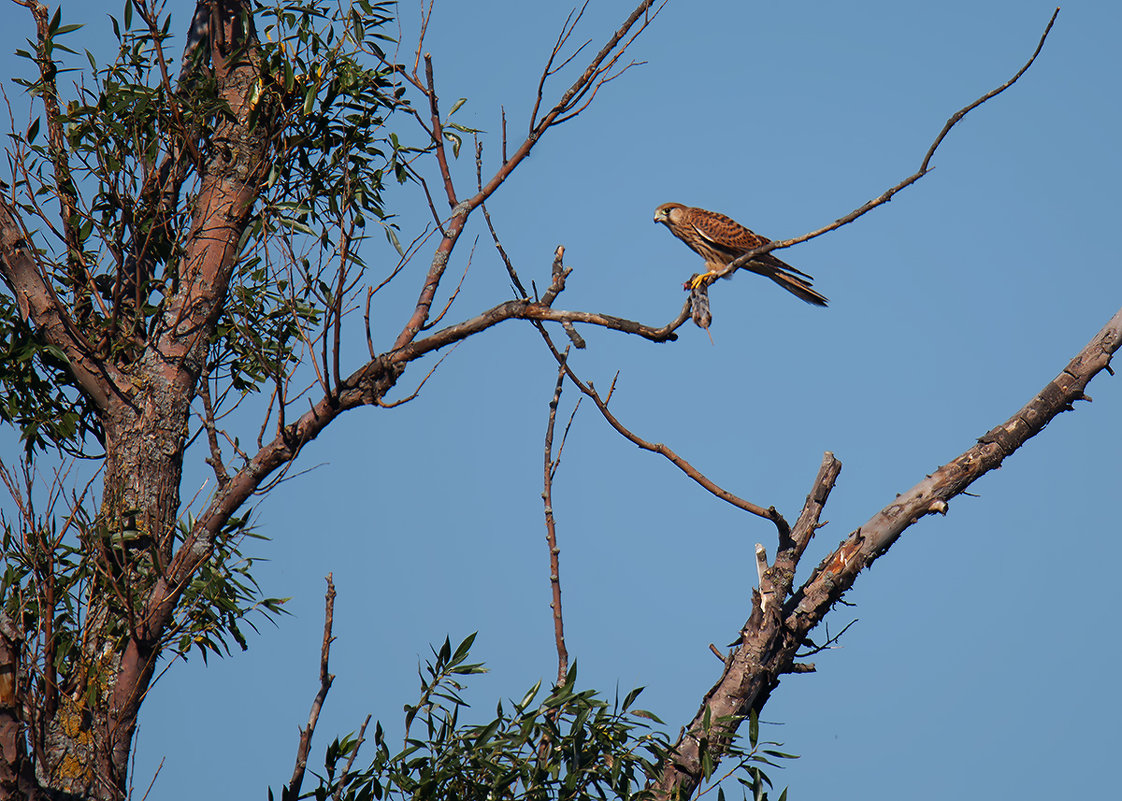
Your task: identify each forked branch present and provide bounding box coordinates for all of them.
[651,304,1121,800]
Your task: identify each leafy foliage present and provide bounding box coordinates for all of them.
[1,0,418,452]
[169,512,289,662]
[211,0,419,400]
[0,295,102,455]
[283,636,795,801]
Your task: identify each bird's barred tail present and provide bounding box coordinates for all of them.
[770,270,828,306]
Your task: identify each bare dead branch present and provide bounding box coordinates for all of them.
[535,326,789,535]
[481,201,529,300]
[542,352,571,686]
[708,7,1061,285]
[410,0,435,86]
[285,575,336,801]
[530,2,590,131]
[476,141,530,300]
[796,618,858,658]
[501,106,508,163]
[403,162,447,236]
[552,396,582,480]
[772,451,843,580]
[391,1,665,353]
[423,54,458,209]
[364,287,376,359]
[650,302,1121,801]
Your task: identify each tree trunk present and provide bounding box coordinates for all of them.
[37,385,190,799]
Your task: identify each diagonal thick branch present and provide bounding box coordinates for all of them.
[651,305,1121,800]
[0,198,121,409]
[147,250,685,640]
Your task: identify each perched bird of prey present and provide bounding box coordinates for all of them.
[653,203,828,306]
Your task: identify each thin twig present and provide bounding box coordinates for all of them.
[198,369,230,488]
[796,619,858,658]
[710,7,1061,284]
[331,714,371,801]
[421,237,476,330]
[376,342,460,408]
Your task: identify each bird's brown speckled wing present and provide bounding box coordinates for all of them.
[684,207,769,256]
[687,207,816,280]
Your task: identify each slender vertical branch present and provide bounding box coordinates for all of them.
[423,54,457,209]
[18,1,85,300]
[542,352,571,685]
[284,575,336,801]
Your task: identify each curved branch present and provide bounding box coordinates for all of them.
[536,326,789,535]
[709,6,1060,284]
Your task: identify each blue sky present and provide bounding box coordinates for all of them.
[2,1,1120,798]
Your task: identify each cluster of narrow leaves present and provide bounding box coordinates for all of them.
[0,475,287,708]
[280,635,794,801]
[0,296,102,455]
[0,498,87,692]
[168,512,288,662]
[1,0,414,682]
[209,0,419,403]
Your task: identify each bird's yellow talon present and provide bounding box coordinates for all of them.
[689,272,717,290]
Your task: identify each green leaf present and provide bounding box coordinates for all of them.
[384,226,403,256]
[443,130,461,159]
[517,680,542,711]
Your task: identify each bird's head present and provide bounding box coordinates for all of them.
[653,203,685,227]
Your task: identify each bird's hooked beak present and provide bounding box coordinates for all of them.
[653,209,665,224]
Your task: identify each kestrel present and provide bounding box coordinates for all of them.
[653,203,828,306]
